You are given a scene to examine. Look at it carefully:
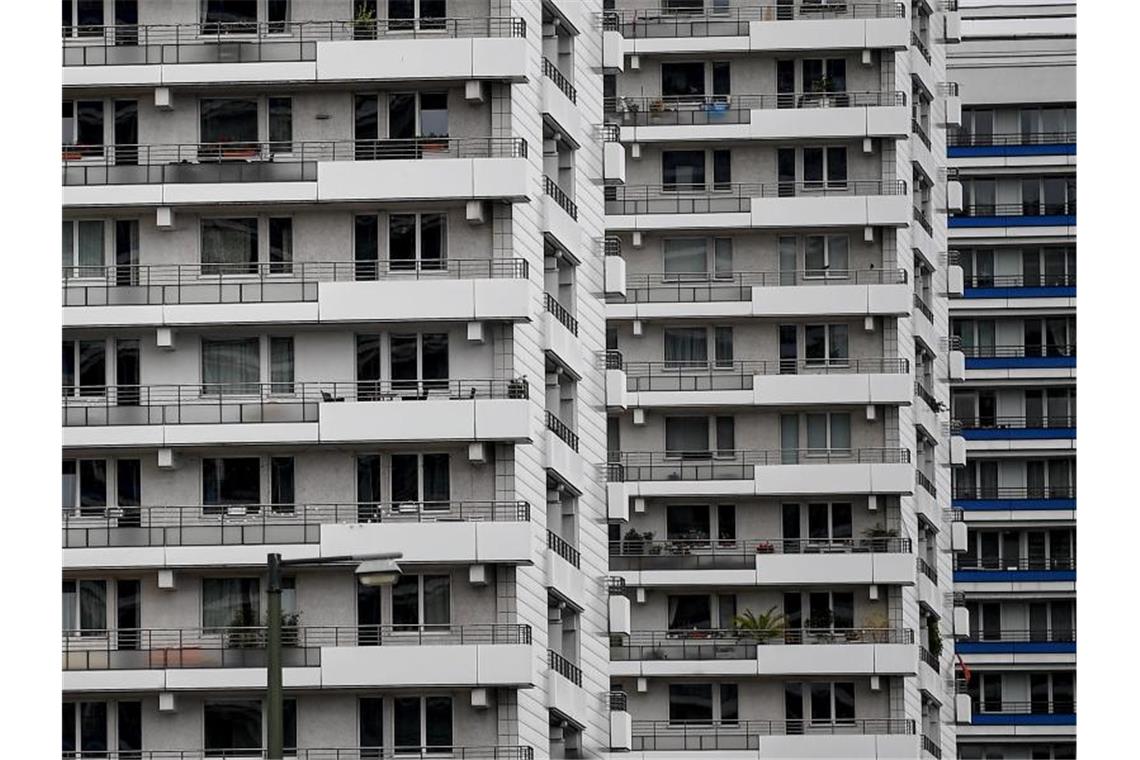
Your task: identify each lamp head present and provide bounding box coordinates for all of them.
[355,558,402,587]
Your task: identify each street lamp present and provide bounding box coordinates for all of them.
[266,551,402,759]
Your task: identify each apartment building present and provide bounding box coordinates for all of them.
[945,3,1077,759]
[62,0,611,757]
[600,1,962,757]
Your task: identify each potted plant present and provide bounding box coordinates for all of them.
[732,606,786,644]
[650,98,666,113]
[352,3,377,39]
[755,541,775,554]
[863,611,891,643]
[862,524,899,552]
[807,609,836,643]
[805,77,837,108]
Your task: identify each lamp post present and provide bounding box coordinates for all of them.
[265,551,402,759]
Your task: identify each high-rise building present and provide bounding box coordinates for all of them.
[61,1,983,758]
[946,3,1077,758]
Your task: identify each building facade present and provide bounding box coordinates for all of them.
[946,3,1077,758]
[62,1,985,758]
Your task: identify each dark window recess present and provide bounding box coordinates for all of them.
[204,700,262,753]
[202,458,261,511]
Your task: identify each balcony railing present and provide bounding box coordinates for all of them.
[547,529,581,569]
[607,180,907,215]
[912,118,932,150]
[622,358,909,392]
[955,556,1075,572]
[63,624,532,670]
[63,258,529,307]
[611,268,907,304]
[543,291,579,335]
[612,628,914,660]
[545,410,579,452]
[602,2,906,38]
[911,31,932,63]
[954,414,1075,431]
[916,470,937,497]
[973,700,1076,717]
[543,175,578,220]
[604,236,622,256]
[61,378,528,427]
[913,204,933,235]
[952,485,1075,501]
[913,292,934,322]
[547,649,582,686]
[922,734,942,759]
[62,137,527,185]
[949,130,1077,147]
[62,500,531,549]
[54,748,535,760]
[961,273,1076,289]
[919,646,939,672]
[607,448,911,482]
[542,57,577,103]
[959,344,1076,359]
[604,91,906,125]
[962,628,1076,644]
[605,350,624,371]
[609,690,629,712]
[954,201,1076,219]
[610,536,912,571]
[631,719,915,752]
[62,16,527,65]
[915,381,939,414]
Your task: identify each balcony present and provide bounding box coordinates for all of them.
[951,485,1075,512]
[619,358,911,408]
[950,201,1076,229]
[63,138,530,207]
[62,17,528,87]
[955,415,1076,441]
[961,344,1076,370]
[605,91,908,141]
[953,556,1075,583]
[62,258,531,327]
[970,701,1076,727]
[957,628,1076,655]
[606,180,910,230]
[922,734,942,759]
[49,749,534,760]
[62,624,533,691]
[630,719,916,755]
[960,273,1076,300]
[948,130,1077,158]
[61,379,530,448]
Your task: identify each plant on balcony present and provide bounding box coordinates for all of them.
[862,524,899,552]
[731,606,786,644]
[223,609,302,649]
[353,4,377,37]
[755,541,776,554]
[807,609,836,643]
[622,528,655,554]
[927,617,944,657]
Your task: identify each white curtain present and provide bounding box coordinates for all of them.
[202,338,259,392]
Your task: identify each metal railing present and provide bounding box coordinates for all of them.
[919,646,939,672]
[612,628,913,660]
[631,719,915,751]
[54,748,535,760]
[612,268,907,304]
[543,291,579,335]
[604,236,622,256]
[547,529,581,569]
[547,649,582,686]
[917,556,938,583]
[922,734,942,759]
[958,343,1076,359]
[608,179,907,214]
[912,118,932,150]
[546,411,579,452]
[913,292,934,322]
[610,536,912,571]
[608,691,629,712]
[542,57,577,103]
[62,500,530,549]
[952,485,1075,500]
[974,700,1075,716]
[962,628,1075,643]
[913,204,933,235]
[606,448,911,482]
[543,175,578,220]
[62,16,526,65]
[61,378,528,427]
[63,258,528,307]
[64,624,531,670]
[914,378,938,409]
[955,556,1075,572]
[949,130,1076,147]
[954,414,1075,431]
[916,470,937,497]
[604,91,906,125]
[911,31,932,63]
[954,201,1076,219]
[604,350,624,370]
[603,2,906,38]
[960,273,1076,289]
[622,358,909,392]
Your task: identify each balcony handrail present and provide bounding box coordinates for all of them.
[611,536,912,557]
[623,358,909,385]
[604,236,622,256]
[616,627,914,648]
[952,485,1075,500]
[605,90,906,115]
[62,500,532,548]
[604,350,624,370]
[608,691,629,711]
[547,649,583,686]
[917,556,938,582]
[543,175,579,220]
[545,410,579,452]
[957,343,1076,358]
[922,734,942,759]
[913,292,934,322]
[631,718,916,743]
[542,57,577,103]
[962,628,1076,643]
[63,623,532,669]
[974,700,1076,715]
[911,31,932,63]
[913,204,933,234]
[607,448,911,481]
[961,273,1076,289]
[954,414,1076,430]
[949,130,1075,147]
[916,470,937,497]
[604,2,906,37]
[912,118,932,150]
[955,556,1075,572]
[49,748,535,760]
[611,179,907,200]
[954,201,1076,218]
[543,291,579,336]
[919,646,939,671]
[612,269,907,304]
[546,529,581,568]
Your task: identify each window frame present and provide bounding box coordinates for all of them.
[391,573,453,632]
[199,215,296,277]
[387,212,449,272]
[803,235,850,279]
[388,452,452,510]
[62,219,108,278]
[199,0,293,35]
[199,334,295,396]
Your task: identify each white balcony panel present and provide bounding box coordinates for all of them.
[614,553,915,588]
[161,61,317,85]
[610,710,633,751]
[63,423,316,449]
[602,30,625,70]
[320,644,532,688]
[63,184,164,207]
[63,64,163,87]
[318,158,529,202]
[604,142,627,184]
[750,17,909,51]
[64,305,166,328]
[750,373,912,406]
[321,521,532,565]
[542,79,581,139]
[606,212,752,232]
[164,182,319,205]
[957,724,1076,739]
[318,278,530,323]
[611,659,757,679]
[64,667,321,693]
[547,550,588,612]
[318,398,530,444]
[752,195,910,228]
[951,436,966,465]
[608,284,911,321]
[756,643,916,676]
[606,369,628,410]
[753,105,908,140]
[756,734,919,759]
[165,302,319,326]
[609,595,632,636]
[548,669,589,726]
[314,38,527,82]
[948,264,965,296]
[948,295,1076,313]
[955,579,1076,594]
[917,572,940,610]
[949,350,966,381]
[543,311,588,379]
[624,36,751,57]
[756,463,915,496]
[607,482,631,522]
[546,434,588,494]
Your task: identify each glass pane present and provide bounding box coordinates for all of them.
[669,684,713,723]
[202,457,261,506]
[834,682,855,721]
[420,214,446,265]
[201,337,260,393]
[389,214,416,264]
[79,459,107,511]
[388,93,416,140]
[665,417,709,455]
[806,414,827,449]
[62,221,74,271]
[391,454,419,503]
[204,700,262,751]
[667,505,709,540]
[664,238,707,277]
[268,218,293,273]
[359,698,384,748]
[268,97,292,152]
[804,326,825,362]
[78,340,106,392]
[269,337,294,393]
[662,62,705,98]
[832,591,856,629]
[828,236,849,273]
[713,238,733,277]
[200,98,258,144]
[422,454,450,503]
[270,457,294,506]
[828,325,848,360]
[424,696,453,748]
[829,414,850,450]
[418,93,448,137]
[79,579,107,631]
[803,148,823,185]
[664,327,707,366]
[805,237,825,273]
[809,683,832,722]
[422,575,450,627]
[62,460,78,510]
[201,218,257,275]
[80,702,108,753]
[421,334,449,382]
[78,221,104,273]
[392,575,420,627]
[393,697,421,748]
[662,151,706,190]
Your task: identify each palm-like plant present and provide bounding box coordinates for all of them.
[731,606,787,643]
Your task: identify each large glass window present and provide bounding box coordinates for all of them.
[669,684,713,724]
[394,696,453,752]
[663,238,708,279]
[664,327,708,368]
[202,578,260,629]
[803,325,849,365]
[268,218,293,274]
[805,413,851,451]
[200,98,258,145]
[62,579,107,634]
[392,574,451,630]
[665,416,709,457]
[804,236,849,278]
[201,1,260,33]
[389,214,447,270]
[201,218,258,275]
[62,220,105,277]
[204,700,262,754]
[203,457,261,510]
[663,150,706,191]
[391,453,450,505]
[269,336,294,394]
[62,339,107,396]
[62,459,107,516]
[662,62,705,99]
[202,337,260,393]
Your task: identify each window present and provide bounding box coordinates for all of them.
[663,0,704,13]
[804,324,849,365]
[963,178,996,216]
[669,684,713,724]
[663,238,708,279]
[270,456,295,509]
[202,578,260,629]
[62,702,108,756]
[802,58,846,93]
[62,459,107,516]
[203,457,261,511]
[388,333,450,395]
[393,574,451,631]
[394,696,453,752]
[389,213,447,271]
[202,337,260,393]
[269,336,294,393]
[62,220,105,277]
[668,595,712,630]
[268,217,293,274]
[720,684,739,724]
[806,502,853,540]
[809,682,856,724]
[268,97,293,153]
[662,62,706,99]
[961,108,994,145]
[204,700,261,754]
[388,0,448,31]
[391,453,450,506]
[201,1,264,33]
[714,327,733,368]
[804,236,849,278]
[712,149,731,190]
[354,214,381,279]
[664,327,707,368]
[63,0,106,37]
[62,579,107,634]
[803,147,847,189]
[805,412,851,451]
[200,98,258,145]
[62,100,105,155]
[666,504,710,541]
[379,91,449,148]
[663,150,706,191]
[62,339,106,397]
[715,415,735,456]
[201,218,258,275]
[665,416,710,457]
[360,697,384,754]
